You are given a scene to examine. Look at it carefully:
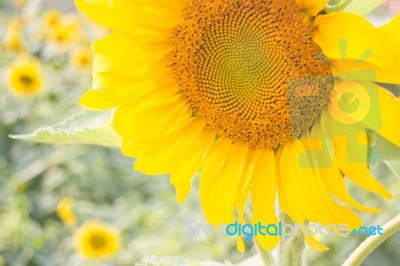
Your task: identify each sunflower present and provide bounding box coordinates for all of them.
[48,23,78,47]
[56,196,77,227]
[3,18,26,53]
[44,14,82,48]
[42,10,62,29]
[3,31,25,53]
[70,45,93,70]
[74,221,120,259]
[77,0,400,251]
[7,57,43,96]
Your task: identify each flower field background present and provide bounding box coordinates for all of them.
[0,0,399,265]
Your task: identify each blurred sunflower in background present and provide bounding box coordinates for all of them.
[70,44,93,70]
[40,11,83,49]
[48,21,80,47]
[74,221,120,260]
[76,0,400,252]
[6,57,44,96]
[56,196,77,227]
[2,17,26,52]
[42,9,62,29]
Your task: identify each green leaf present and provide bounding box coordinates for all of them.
[325,0,385,15]
[370,132,400,161]
[10,110,120,147]
[384,160,400,180]
[344,0,385,15]
[369,132,400,179]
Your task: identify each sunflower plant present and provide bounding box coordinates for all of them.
[13,0,400,265]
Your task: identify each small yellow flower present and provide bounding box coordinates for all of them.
[7,58,43,96]
[56,196,76,227]
[49,25,72,46]
[48,21,81,47]
[42,10,62,29]
[3,18,25,52]
[3,31,25,52]
[70,45,93,70]
[74,221,120,260]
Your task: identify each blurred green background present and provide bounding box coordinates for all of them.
[0,0,399,265]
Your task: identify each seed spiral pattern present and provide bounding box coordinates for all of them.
[170,0,333,149]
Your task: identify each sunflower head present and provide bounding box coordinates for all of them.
[74,221,120,259]
[7,58,43,96]
[170,0,333,149]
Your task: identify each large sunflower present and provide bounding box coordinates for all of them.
[76,0,400,251]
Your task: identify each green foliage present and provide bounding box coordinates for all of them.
[10,111,121,148]
[325,0,385,14]
[370,132,400,180]
[344,0,386,15]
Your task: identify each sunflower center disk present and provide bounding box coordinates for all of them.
[170,0,333,149]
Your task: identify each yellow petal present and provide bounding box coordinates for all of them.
[279,139,362,229]
[252,149,280,250]
[76,0,138,34]
[321,166,381,214]
[374,88,400,147]
[378,14,400,50]
[79,32,175,110]
[305,234,329,251]
[92,32,167,64]
[133,117,204,175]
[327,81,377,128]
[327,15,400,84]
[327,81,400,146]
[296,0,329,16]
[114,96,188,145]
[235,151,255,220]
[321,109,393,199]
[308,122,381,213]
[332,137,392,199]
[200,140,247,225]
[76,0,182,36]
[237,237,245,254]
[170,129,214,203]
[108,0,183,28]
[276,146,304,225]
[315,12,394,69]
[328,59,400,84]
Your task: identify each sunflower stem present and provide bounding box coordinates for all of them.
[243,208,275,266]
[278,210,305,266]
[343,214,400,266]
